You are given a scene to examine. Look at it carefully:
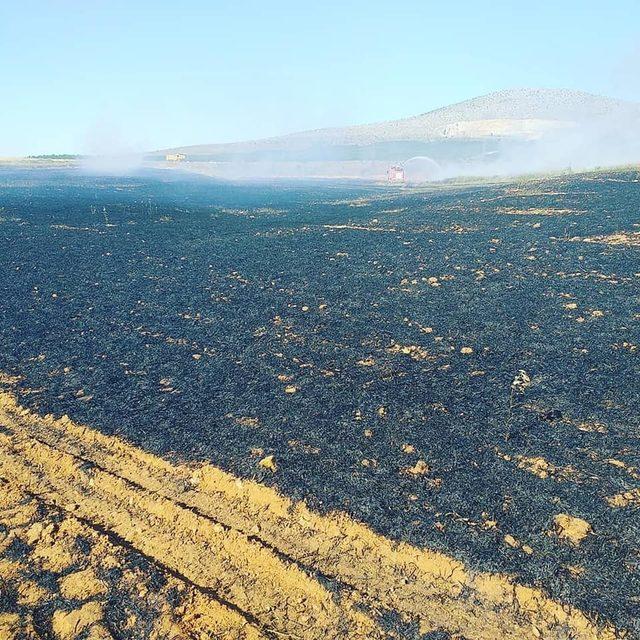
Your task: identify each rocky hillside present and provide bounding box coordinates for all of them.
[159,88,638,157]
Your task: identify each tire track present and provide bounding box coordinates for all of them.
[0,481,267,640]
[0,389,622,640]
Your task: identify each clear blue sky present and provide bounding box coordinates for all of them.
[2,0,639,155]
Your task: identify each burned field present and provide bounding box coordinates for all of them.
[0,167,638,638]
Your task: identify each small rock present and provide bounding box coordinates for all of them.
[25,522,44,545]
[258,455,277,472]
[59,568,107,600]
[0,614,21,635]
[85,623,114,640]
[504,534,519,548]
[52,602,104,639]
[553,513,592,545]
[406,460,430,476]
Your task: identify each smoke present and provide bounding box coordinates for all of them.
[79,119,144,175]
[157,109,640,184]
[404,156,443,182]
[148,87,640,184]
[415,110,640,182]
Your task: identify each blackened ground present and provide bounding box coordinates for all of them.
[0,167,638,634]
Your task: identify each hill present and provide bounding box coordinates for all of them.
[153,89,640,179]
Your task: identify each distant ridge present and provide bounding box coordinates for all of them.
[159,88,638,156]
[152,88,640,180]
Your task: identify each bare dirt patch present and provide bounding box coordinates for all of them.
[0,389,621,640]
[581,232,640,247]
[498,207,583,216]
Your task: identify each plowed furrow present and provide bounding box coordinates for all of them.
[0,390,621,640]
[0,421,385,640]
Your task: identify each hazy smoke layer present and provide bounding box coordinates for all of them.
[155,114,640,183]
[150,88,640,183]
[436,113,640,180]
[80,120,144,175]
